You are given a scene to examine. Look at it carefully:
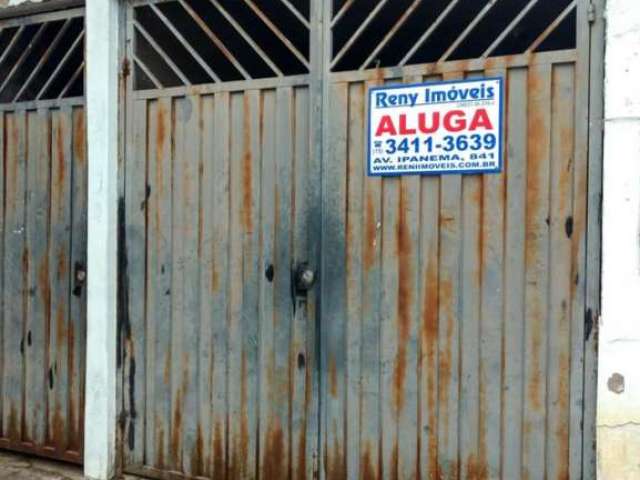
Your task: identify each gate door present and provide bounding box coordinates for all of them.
[0,8,87,463]
[123,1,600,479]
[322,1,598,479]
[121,1,321,478]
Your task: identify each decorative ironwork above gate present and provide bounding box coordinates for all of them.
[0,9,85,103]
[131,0,311,90]
[331,0,577,71]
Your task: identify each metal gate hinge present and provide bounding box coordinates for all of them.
[588,2,596,23]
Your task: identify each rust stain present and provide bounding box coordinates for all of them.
[329,355,338,398]
[22,247,29,278]
[239,351,249,478]
[190,425,205,476]
[446,459,460,480]
[211,265,220,294]
[242,95,253,234]
[55,122,65,193]
[56,246,67,279]
[527,326,543,411]
[325,434,345,480]
[375,67,385,86]
[525,69,545,268]
[38,257,51,327]
[262,423,285,480]
[156,415,165,468]
[555,351,570,479]
[157,103,166,159]
[155,103,166,199]
[5,118,17,211]
[390,441,399,480]
[438,279,453,413]
[525,69,547,414]
[465,454,488,480]
[73,110,85,166]
[393,182,412,414]
[154,104,166,241]
[55,305,66,356]
[67,320,80,451]
[213,421,225,479]
[163,348,171,385]
[361,443,378,480]
[297,430,307,480]
[421,246,439,477]
[364,193,377,271]
[170,388,183,468]
[51,403,64,449]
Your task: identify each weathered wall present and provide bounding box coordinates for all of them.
[599,0,640,479]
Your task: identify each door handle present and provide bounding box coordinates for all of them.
[294,262,316,294]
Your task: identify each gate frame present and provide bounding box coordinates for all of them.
[78,0,608,479]
[584,0,606,478]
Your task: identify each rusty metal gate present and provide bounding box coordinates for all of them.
[0,7,87,464]
[121,1,601,479]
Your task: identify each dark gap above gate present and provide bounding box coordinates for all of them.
[332,0,577,71]
[0,13,85,103]
[132,0,311,90]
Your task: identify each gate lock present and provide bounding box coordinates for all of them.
[294,262,316,295]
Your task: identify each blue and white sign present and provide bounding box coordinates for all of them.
[367,78,503,176]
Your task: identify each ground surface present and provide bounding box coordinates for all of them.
[0,451,144,480]
[0,451,84,479]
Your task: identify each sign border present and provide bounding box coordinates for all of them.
[366,76,505,177]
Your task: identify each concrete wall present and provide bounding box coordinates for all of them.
[598,0,640,478]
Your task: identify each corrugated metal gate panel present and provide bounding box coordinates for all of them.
[0,102,87,463]
[321,51,590,479]
[122,84,319,479]
[123,1,598,479]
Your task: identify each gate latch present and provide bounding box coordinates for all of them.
[73,262,86,297]
[588,2,596,23]
[294,262,316,294]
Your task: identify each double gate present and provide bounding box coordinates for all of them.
[0,7,87,463]
[121,1,601,479]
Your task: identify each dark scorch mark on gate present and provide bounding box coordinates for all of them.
[116,196,137,451]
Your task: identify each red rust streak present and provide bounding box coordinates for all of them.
[421,239,439,478]
[297,428,307,480]
[73,110,85,165]
[190,425,205,476]
[67,320,80,452]
[55,121,65,194]
[239,351,249,478]
[156,415,165,468]
[329,356,338,398]
[171,388,183,470]
[262,423,285,480]
[393,182,412,414]
[242,94,253,234]
[525,69,546,414]
[325,429,346,480]
[361,442,378,480]
[213,421,225,479]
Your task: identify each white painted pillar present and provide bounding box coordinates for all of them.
[598,1,640,479]
[84,0,121,478]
